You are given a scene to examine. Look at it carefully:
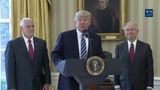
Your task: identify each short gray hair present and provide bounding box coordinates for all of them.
[124,21,139,31]
[74,10,91,22]
[20,18,32,27]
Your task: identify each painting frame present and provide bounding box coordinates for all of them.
[77,0,127,40]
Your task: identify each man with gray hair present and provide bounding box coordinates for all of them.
[51,10,104,90]
[114,21,154,90]
[5,17,51,90]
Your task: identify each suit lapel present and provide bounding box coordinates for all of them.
[87,32,92,58]
[133,40,140,64]
[20,37,31,61]
[33,37,38,61]
[124,42,129,57]
[72,30,79,58]
[124,41,131,64]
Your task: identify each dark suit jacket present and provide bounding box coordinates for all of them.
[114,40,154,90]
[51,29,103,90]
[5,37,51,90]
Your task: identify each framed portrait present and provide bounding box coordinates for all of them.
[77,0,127,40]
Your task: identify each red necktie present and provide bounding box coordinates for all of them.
[28,40,34,60]
[129,43,134,63]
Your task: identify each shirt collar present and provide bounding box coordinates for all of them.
[23,35,34,43]
[127,39,137,46]
[76,29,83,38]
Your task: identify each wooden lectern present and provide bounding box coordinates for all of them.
[56,58,124,90]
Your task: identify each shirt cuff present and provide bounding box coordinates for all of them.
[115,86,152,89]
[115,85,120,89]
[147,86,153,90]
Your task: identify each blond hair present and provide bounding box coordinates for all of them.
[74,10,91,22]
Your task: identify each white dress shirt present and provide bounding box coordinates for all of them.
[23,35,34,51]
[127,39,137,53]
[76,29,89,59]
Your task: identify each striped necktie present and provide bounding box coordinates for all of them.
[81,33,87,59]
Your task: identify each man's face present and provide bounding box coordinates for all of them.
[21,20,34,39]
[75,16,91,32]
[99,0,108,9]
[124,23,138,41]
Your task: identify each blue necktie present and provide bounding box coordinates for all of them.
[81,33,87,59]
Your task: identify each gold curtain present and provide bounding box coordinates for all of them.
[11,0,51,48]
[11,0,53,70]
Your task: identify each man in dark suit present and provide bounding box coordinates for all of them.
[5,18,51,90]
[51,10,104,90]
[114,22,154,90]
